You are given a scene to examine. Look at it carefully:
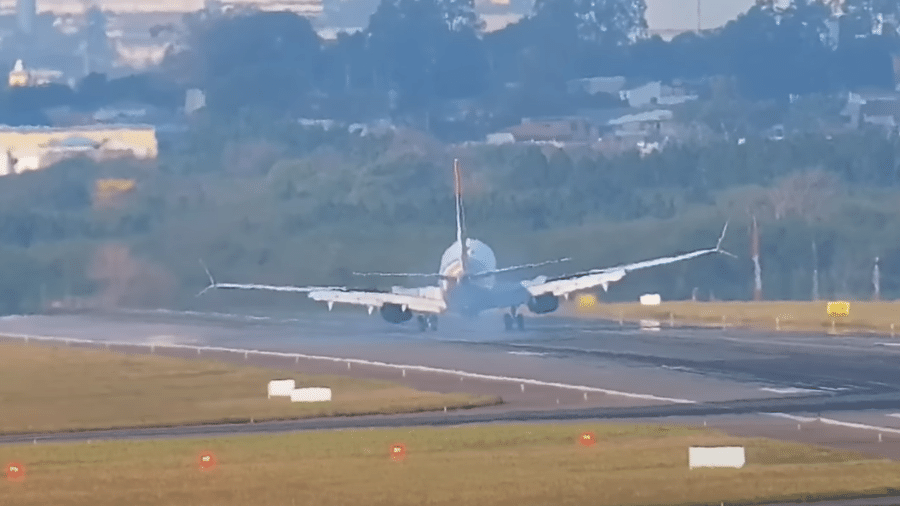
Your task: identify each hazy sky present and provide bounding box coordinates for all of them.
[645,0,760,30]
[7,0,770,30]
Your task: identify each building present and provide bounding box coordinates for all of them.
[566,76,627,97]
[503,116,600,143]
[0,124,158,175]
[841,90,900,129]
[619,81,698,108]
[8,59,28,87]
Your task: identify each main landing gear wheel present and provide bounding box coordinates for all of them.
[417,314,438,332]
[504,313,525,331]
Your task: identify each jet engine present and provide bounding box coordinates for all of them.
[380,303,413,324]
[527,293,559,314]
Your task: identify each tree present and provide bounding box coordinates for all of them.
[366,0,487,112]
[186,11,322,113]
[842,0,900,38]
[532,0,647,47]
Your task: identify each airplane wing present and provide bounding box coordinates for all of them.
[198,260,445,315]
[524,222,736,299]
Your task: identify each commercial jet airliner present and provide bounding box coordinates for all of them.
[200,159,734,331]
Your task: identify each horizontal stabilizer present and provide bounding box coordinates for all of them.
[469,257,571,279]
[352,271,449,280]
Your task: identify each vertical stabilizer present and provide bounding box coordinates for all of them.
[454,158,468,274]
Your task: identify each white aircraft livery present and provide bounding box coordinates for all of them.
[200,159,735,331]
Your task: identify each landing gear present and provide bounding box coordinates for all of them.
[417,314,438,332]
[504,308,525,331]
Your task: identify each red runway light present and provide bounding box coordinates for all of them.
[6,462,25,481]
[390,443,406,461]
[198,451,216,471]
[579,432,596,447]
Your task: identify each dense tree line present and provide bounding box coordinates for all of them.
[0,122,898,314]
[2,0,898,127]
[157,0,900,121]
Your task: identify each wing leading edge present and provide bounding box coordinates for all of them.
[525,222,735,298]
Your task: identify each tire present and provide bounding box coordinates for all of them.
[515,314,524,331]
[417,315,428,332]
[504,313,513,331]
[428,315,438,331]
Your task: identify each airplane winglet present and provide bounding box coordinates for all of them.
[197,259,216,297]
[715,221,738,259]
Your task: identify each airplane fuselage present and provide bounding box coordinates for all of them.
[437,238,533,317]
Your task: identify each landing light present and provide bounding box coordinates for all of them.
[7,462,25,481]
[579,432,596,447]
[390,443,406,461]
[198,451,216,471]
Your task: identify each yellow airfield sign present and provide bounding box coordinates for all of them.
[826,301,849,318]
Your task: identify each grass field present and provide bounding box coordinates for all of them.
[563,299,900,336]
[3,423,900,506]
[0,341,500,435]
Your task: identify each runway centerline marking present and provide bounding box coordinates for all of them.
[0,332,698,405]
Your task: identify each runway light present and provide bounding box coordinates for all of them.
[6,462,25,481]
[198,451,216,471]
[577,294,597,310]
[390,443,406,461]
[579,432,596,447]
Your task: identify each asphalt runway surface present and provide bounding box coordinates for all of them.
[4,308,900,461]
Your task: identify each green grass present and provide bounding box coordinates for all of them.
[562,300,900,336]
[2,423,900,506]
[0,341,500,435]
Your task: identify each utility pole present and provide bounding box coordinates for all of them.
[751,215,762,301]
[873,256,881,301]
[697,0,701,31]
[812,240,819,301]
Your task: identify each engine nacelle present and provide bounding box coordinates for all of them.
[527,293,559,314]
[380,303,413,324]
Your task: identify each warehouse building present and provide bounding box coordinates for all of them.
[0,124,157,175]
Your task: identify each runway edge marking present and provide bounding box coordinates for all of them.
[0,332,697,405]
[764,412,900,434]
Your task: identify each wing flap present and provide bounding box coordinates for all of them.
[526,270,626,297]
[308,290,446,314]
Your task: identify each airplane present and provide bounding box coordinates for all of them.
[199,159,735,332]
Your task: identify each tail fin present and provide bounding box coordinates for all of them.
[454,158,468,274]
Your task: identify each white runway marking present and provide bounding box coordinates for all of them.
[764,413,900,434]
[759,387,821,394]
[0,332,698,405]
[661,365,698,373]
[763,412,817,423]
[887,413,900,419]
[507,351,547,357]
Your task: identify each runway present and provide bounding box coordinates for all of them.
[4,308,900,459]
